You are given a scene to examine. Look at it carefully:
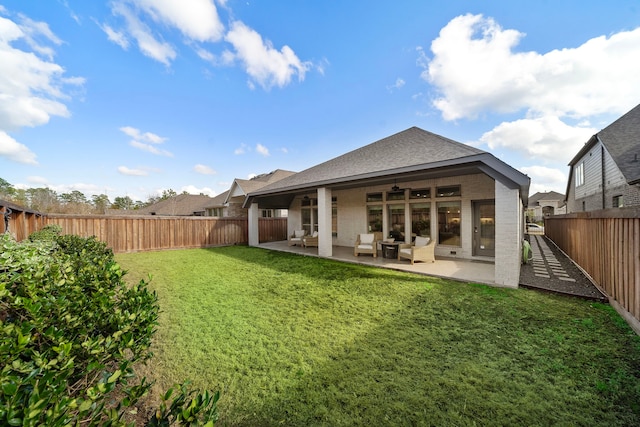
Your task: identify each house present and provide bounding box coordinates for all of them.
[204,190,230,217]
[127,194,216,216]
[566,103,640,212]
[244,127,530,288]
[527,191,566,222]
[207,169,295,218]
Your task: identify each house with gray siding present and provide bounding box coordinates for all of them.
[566,103,640,212]
[244,127,530,288]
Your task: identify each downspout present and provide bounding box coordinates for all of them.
[600,140,606,209]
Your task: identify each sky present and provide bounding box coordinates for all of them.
[1,0,640,203]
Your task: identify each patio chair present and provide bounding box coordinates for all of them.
[398,236,435,264]
[288,229,306,246]
[303,231,319,248]
[354,232,382,258]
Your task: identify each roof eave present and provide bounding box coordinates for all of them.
[244,153,530,208]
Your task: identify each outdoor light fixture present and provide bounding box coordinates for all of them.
[391,180,400,192]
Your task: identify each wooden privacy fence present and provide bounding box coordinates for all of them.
[1,200,288,252]
[545,208,640,324]
[1,201,46,241]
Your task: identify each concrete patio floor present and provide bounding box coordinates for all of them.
[257,240,496,286]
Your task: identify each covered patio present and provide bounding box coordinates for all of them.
[258,240,496,285]
[246,127,529,288]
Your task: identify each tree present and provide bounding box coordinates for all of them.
[0,177,14,198]
[92,194,110,214]
[59,190,88,205]
[112,196,134,210]
[27,187,59,212]
[161,189,178,200]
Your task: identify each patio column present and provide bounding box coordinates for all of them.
[494,180,521,288]
[248,202,259,247]
[317,187,332,257]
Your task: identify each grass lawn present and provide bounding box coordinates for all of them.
[116,246,640,426]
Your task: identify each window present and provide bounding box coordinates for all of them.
[367,205,383,232]
[386,191,405,201]
[613,195,624,208]
[366,192,383,202]
[436,185,461,197]
[437,201,461,246]
[411,203,430,238]
[575,162,584,187]
[261,209,272,218]
[410,189,430,199]
[301,198,317,234]
[332,197,338,236]
[388,204,405,241]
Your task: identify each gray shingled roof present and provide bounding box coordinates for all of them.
[598,103,640,184]
[255,127,485,192]
[227,169,297,201]
[205,190,230,208]
[247,127,529,206]
[569,103,640,185]
[136,194,215,216]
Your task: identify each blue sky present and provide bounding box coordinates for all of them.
[1,0,640,202]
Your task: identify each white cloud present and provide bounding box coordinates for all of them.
[129,140,173,157]
[118,166,148,176]
[0,14,84,135]
[387,78,405,92]
[109,1,176,66]
[180,185,216,197]
[0,131,37,164]
[105,0,223,66]
[234,143,247,155]
[256,143,269,156]
[224,20,310,90]
[194,164,216,175]
[480,115,595,163]
[135,0,224,42]
[120,126,166,143]
[424,14,640,121]
[520,165,568,195]
[99,22,130,49]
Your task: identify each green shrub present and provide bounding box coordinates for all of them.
[27,224,62,243]
[0,232,218,426]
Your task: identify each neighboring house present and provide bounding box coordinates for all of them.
[209,169,296,218]
[527,191,566,222]
[205,190,230,217]
[117,194,216,216]
[566,103,640,212]
[244,127,530,288]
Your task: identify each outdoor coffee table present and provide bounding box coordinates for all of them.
[380,241,399,259]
